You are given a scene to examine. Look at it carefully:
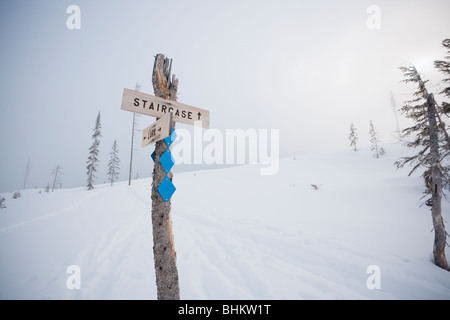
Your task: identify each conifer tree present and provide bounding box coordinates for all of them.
[434,39,450,114]
[434,39,450,190]
[0,196,6,209]
[369,121,380,158]
[86,111,102,190]
[107,140,120,186]
[396,63,449,271]
[348,123,358,151]
[396,65,437,189]
[51,165,62,192]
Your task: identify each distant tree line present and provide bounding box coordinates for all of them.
[86,111,121,190]
[347,121,385,157]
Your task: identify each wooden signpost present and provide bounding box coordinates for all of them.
[120,54,210,300]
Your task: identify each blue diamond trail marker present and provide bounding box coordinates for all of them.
[149,125,176,200]
[158,175,176,202]
[164,127,177,148]
[160,148,175,175]
[151,129,176,201]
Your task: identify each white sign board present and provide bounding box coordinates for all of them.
[121,88,210,128]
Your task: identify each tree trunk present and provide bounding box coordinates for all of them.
[427,93,449,271]
[150,54,180,299]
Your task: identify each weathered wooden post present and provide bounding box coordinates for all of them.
[151,54,180,299]
[120,53,210,299]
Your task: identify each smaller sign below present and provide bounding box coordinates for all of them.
[141,113,171,148]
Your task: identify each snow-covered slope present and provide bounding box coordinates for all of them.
[1,144,449,299]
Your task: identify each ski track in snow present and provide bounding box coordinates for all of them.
[175,209,374,299]
[0,192,95,235]
[59,187,155,299]
[175,209,450,299]
[65,213,153,299]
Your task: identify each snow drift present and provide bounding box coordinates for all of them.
[1,144,449,299]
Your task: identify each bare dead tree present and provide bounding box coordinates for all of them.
[390,91,403,141]
[128,82,141,186]
[51,165,62,192]
[23,157,31,190]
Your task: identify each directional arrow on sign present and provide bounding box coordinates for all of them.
[141,112,171,148]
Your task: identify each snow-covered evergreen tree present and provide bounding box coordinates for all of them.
[107,140,120,186]
[86,111,102,190]
[434,39,450,190]
[434,39,450,114]
[396,63,449,271]
[348,123,358,151]
[395,64,440,190]
[369,121,380,158]
[0,196,6,209]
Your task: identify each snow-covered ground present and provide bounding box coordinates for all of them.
[1,144,450,299]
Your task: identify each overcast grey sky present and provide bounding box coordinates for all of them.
[0,0,449,192]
